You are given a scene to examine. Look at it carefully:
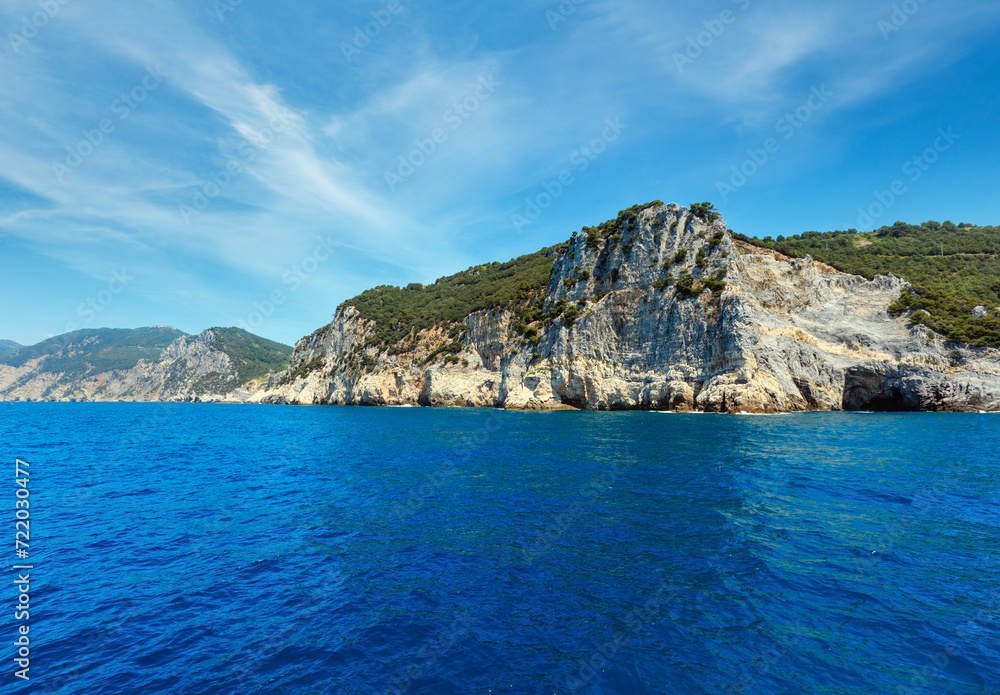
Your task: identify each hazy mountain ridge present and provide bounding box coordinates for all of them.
[252,202,1000,412]
[0,339,23,360]
[0,327,188,374]
[0,327,291,402]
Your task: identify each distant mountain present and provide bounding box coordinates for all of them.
[0,327,292,402]
[1,327,188,374]
[0,339,22,359]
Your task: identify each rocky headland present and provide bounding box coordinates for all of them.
[249,203,1000,412]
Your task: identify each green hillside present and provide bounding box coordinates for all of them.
[342,246,559,349]
[0,339,22,359]
[734,220,1000,346]
[341,201,666,350]
[0,327,188,375]
[209,327,293,382]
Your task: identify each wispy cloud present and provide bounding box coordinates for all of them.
[1,0,999,344]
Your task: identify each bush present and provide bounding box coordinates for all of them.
[701,277,727,295]
[690,202,721,223]
[675,274,700,298]
[562,305,580,328]
[673,249,688,265]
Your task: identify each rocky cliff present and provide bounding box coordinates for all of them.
[0,328,290,403]
[251,203,1000,412]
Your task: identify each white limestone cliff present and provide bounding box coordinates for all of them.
[251,204,1000,412]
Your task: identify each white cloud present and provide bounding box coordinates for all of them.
[2,0,999,344]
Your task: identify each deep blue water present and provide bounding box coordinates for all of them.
[2,404,999,694]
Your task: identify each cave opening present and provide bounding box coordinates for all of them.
[842,370,920,412]
[846,388,922,412]
[855,395,910,412]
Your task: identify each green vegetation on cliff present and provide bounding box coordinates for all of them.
[342,248,558,348]
[210,327,293,382]
[582,201,664,250]
[689,202,720,223]
[735,221,1000,346]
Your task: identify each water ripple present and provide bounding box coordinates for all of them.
[1,404,997,694]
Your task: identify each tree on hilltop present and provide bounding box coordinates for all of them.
[689,202,721,223]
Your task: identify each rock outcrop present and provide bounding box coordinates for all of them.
[251,204,1000,412]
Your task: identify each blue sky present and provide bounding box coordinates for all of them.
[2,0,999,347]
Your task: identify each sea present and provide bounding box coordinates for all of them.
[2,403,998,694]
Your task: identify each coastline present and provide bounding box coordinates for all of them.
[3,397,998,413]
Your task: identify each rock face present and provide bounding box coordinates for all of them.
[0,330,262,403]
[251,204,1000,412]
